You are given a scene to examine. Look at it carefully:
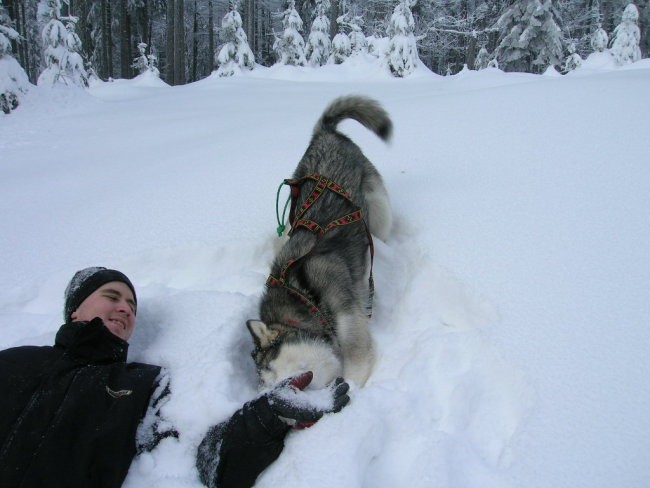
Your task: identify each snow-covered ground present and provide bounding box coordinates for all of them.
[1,55,649,488]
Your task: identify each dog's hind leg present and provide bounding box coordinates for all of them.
[364,175,392,242]
[336,311,376,387]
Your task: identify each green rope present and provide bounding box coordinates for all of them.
[275,181,291,237]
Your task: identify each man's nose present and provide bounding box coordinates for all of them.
[116,300,132,315]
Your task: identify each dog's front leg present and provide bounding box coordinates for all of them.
[336,312,375,387]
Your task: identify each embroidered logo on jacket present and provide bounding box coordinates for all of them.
[106,386,133,398]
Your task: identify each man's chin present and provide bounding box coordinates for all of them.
[105,322,129,341]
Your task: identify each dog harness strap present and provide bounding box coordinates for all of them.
[364,219,375,318]
[271,172,376,324]
[266,275,329,326]
[285,173,357,226]
[323,178,353,202]
[285,180,302,228]
[278,258,298,282]
[325,209,365,231]
[293,174,329,223]
[293,219,326,235]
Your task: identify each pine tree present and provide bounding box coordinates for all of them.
[37,0,88,87]
[475,46,491,70]
[495,0,564,73]
[132,42,149,74]
[386,0,420,77]
[1,2,30,113]
[563,42,583,72]
[610,3,642,65]
[331,30,351,64]
[305,0,331,67]
[132,42,159,76]
[273,0,306,66]
[63,17,87,85]
[330,6,352,64]
[216,0,255,76]
[348,15,367,55]
[591,25,609,52]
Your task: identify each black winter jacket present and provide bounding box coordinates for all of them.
[1,318,290,488]
[0,318,161,488]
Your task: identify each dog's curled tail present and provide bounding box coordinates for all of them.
[316,96,392,142]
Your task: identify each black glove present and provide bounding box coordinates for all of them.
[265,371,350,428]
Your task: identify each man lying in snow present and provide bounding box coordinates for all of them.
[0,267,350,488]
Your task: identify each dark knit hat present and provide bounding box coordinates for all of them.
[64,267,137,322]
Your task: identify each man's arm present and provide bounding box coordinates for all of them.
[196,372,350,488]
[196,395,289,488]
[136,370,179,453]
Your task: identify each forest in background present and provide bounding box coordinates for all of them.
[3,0,650,85]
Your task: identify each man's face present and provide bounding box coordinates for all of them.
[71,281,137,341]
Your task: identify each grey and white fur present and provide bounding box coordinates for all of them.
[247,95,392,389]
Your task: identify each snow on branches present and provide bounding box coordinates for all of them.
[216,0,255,77]
[37,0,88,88]
[306,0,331,67]
[0,3,30,113]
[274,0,306,66]
[610,3,642,66]
[386,0,420,77]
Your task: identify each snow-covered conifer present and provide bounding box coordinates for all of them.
[62,19,87,86]
[329,1,353,64]
[610,3,641,66]
[147,50,159,77]
[331,30,351,64]
[495,0,563,73]
[348,15,367,55]
[563,42,582,72]
[367,35,388,60]
[475,46,490,70]
[0,2,30,113]
[590,25,608,53]
[305,0,331,67]
[216,1,255,76]
[386,0,420,77]
[133,42,160,76]
[38,0,88,87]
[273,0,306,66]
[0,4,17,57]
[133,42,149,74]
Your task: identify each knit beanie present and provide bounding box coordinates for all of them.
[64,267,137,322]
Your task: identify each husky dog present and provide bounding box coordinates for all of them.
[247,96,392,389]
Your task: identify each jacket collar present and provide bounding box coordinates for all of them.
[55,318,129,363]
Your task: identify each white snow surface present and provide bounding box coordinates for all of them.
[1,57,649,488]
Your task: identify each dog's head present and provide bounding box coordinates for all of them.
[246,319,342,389]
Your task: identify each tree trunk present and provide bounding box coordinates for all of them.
[466,34,477,69]
[102,0,113,79]
[8,0,32,81]
[119,0,132,78]
[174,0,185,84]
[192,1,198,82]
[166,0,175,84]
[73,0,92,62]
[20,1,31,81]
[208,0,214,72]
[246,0,255,55]
[330,0,340,38]
[601,0,614,33]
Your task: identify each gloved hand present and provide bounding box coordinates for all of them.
[266,371,350,429]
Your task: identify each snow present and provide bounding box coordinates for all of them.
[1,55,649,488]
[0,55,30,95]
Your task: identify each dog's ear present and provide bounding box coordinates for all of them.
[247,320,279,349]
